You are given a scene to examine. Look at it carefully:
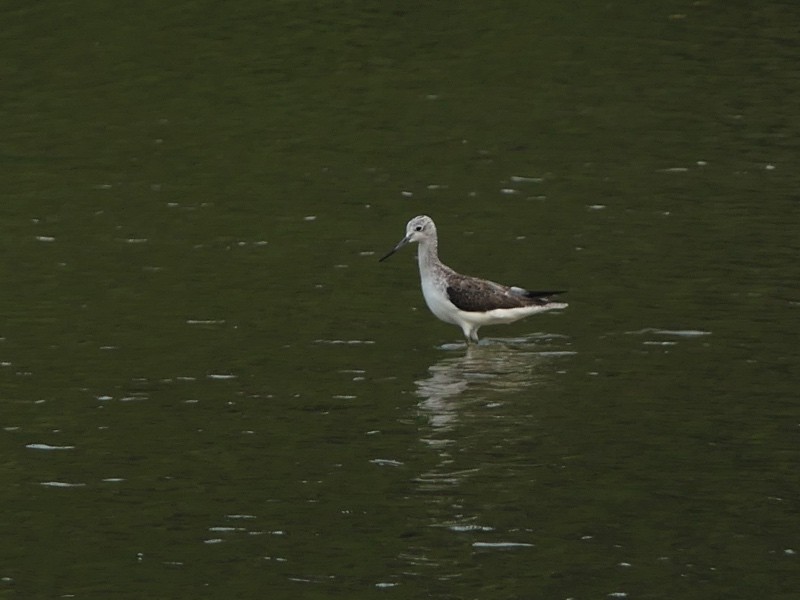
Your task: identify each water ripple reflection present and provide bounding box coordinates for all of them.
[415,334,573,434]
[413,334,573,496]
[402,338,574,579]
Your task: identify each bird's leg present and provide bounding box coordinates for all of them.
[461,323,477,344]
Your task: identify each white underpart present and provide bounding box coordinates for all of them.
[449,302,567,342]
[420,275,459,325]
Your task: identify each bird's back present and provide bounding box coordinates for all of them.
[445,272,564,313]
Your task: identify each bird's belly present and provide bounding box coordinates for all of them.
[421,279,458,325]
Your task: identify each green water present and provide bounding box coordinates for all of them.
[2,1,798,598]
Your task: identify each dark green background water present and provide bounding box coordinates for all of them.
[2,1,798,598]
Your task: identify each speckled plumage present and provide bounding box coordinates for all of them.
[445,273,563,313]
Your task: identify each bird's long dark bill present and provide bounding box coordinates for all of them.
[378,236,410,262]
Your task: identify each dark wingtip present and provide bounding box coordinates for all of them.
[525,290,566,299]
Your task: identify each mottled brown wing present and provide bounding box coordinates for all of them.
[446,276,519,312]
[447,274,564,312]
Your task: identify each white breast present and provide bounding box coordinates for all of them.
[420,275,458,325]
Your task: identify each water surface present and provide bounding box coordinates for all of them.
[1,1,798,598]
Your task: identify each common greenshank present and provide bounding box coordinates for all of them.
[379,215,567,343]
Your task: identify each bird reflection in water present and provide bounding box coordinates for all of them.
[416,335,569,431]
[413,334,572,492]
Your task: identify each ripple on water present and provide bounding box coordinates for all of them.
[370,458,404,467]
[447,524,495,532]
[472,541,535,549]
[627,328,711,337]
[26,443,75,450]
[313,339,376,345]
[40,481,86,488]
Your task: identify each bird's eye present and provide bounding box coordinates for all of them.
[414,225,422,231]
